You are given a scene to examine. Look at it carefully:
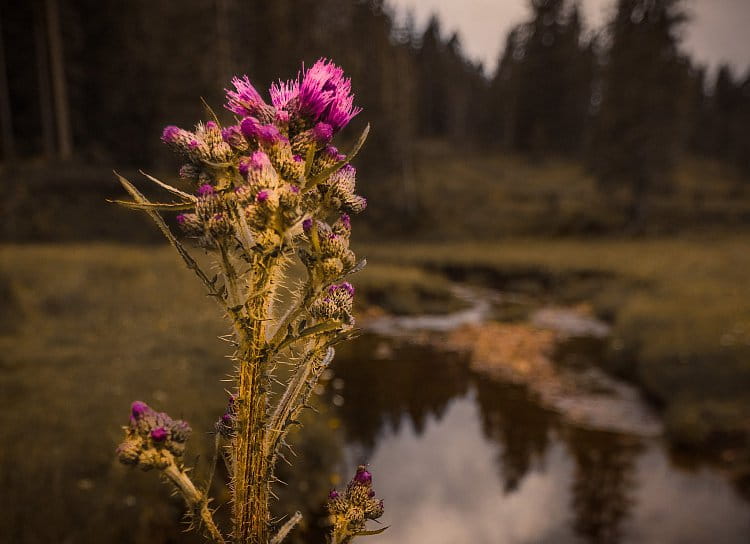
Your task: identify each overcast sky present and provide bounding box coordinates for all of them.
[388,0,750,76]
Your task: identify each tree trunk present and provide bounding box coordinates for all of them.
[33,0,55,158]
[45,0,72,159]
[0,12,15,161]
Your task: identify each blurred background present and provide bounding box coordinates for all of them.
[1,0,750,542]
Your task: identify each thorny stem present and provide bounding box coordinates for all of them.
[227,253,279,544]
[163,463,227,544]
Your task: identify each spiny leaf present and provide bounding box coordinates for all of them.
[306,123,370,189]
[353,526,389,537]
[109,199,195,211]
[139,170,197,201]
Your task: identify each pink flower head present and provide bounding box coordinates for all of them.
[325,145,346,162]
[250,150,271,170]
[256,190,270,203]
[226,75,267,117]
[150,427,168,442]
[313,122,333,144]
[301,59,361,130]
[326,91,362,131]
[302,218,313,231]
[205,121,218,130]
[131,401,150,419]
[161,125,182,144]
[340,213,351,229]
[176,214,187,225]
[222,125,243,144]
[240,116,262,139]
[197,184,214,197]
[353,466,371,485]
[298,58,346,120]
[238,156,252,177]
[274,110,290,124]
[269,78,299,111]
[330,282,355,296]
[256,124,283,145]
[289,184,300,194]
[292,154,304,163]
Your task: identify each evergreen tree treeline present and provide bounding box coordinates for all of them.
[1,0,749,207]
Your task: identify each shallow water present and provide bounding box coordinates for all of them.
[328,335,750,544]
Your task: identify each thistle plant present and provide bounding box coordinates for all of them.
[113,59,384,544]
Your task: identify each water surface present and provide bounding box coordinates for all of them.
[328,335,750,544]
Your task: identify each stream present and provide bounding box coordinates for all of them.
[320,286,750,544]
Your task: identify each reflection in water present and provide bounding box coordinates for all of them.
[474,378,558,492]
[318,334,750,544]
[332,336,471,452]
[567,429,641,544]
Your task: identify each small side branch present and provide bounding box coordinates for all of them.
[264,347,335,459]
[163,464,227,544]
[270,511,303,544]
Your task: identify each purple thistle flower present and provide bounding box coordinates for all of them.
[275,110,290,124]
[313,122,333,144]
[256,190,270,203]
[269,78,299,111]
[161,125,182,144]
[240,116,262,139]
[240,117,283,145]
[250,150,271,170]
[324,145,346,162]
[238,156,251,177]
[221,413,232,425]
[329,282,355,296]
[292,154,304,163]
[150,427,168,442]
[131,401,150,419]
[353,466,372,485]
[340,213,351,229]
[326,92,362,132]
[302,218,313,231]
[289,184,300,194]
[298,58,346,120]
[205,121,218,130]
[226,75,267,117]
[197,184,214,197]
[176,214,187,225]
[328,489,340,500]
[256,125,283,145]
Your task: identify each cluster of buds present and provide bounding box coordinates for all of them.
[160,58,366,254]
[310,282,356,325]
[116,401,192,471]
[300,215,356,282]
[215,394,236,438]
[327,466,384,540]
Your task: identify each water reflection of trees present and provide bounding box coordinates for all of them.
[332,335,645,544]
[331,335,472,451]
[473,377,559,491]
[566,429,641,544]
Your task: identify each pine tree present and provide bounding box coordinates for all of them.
[589,0,692,229]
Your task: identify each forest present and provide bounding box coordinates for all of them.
[2,0,750,239]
